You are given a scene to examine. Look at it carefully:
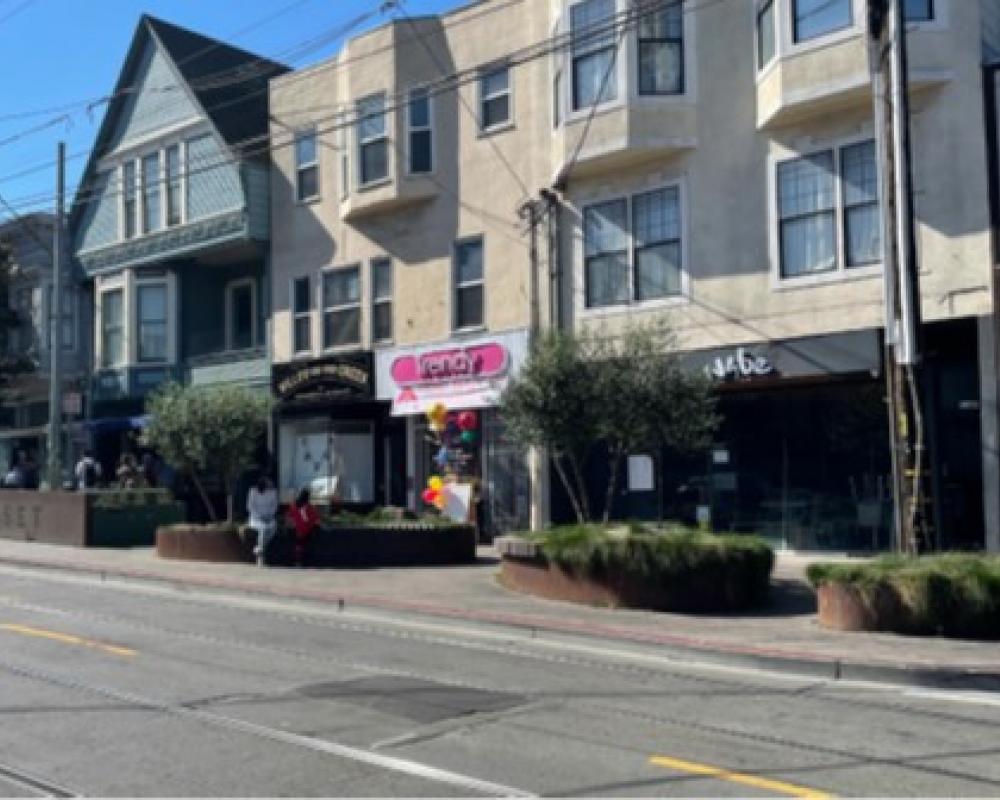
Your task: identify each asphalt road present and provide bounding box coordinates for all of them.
[0,564,998,797]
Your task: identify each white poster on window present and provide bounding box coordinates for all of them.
[627,455,654,492]
[443,483,473,523]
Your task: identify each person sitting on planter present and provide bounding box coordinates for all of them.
[247,476,278,567]
[286,488,320,567]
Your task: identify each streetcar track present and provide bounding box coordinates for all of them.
[0,760,77,797]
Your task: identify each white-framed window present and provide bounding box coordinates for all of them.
[295,129,319,202]
[792,0,852,44]
[570,0,618,111]
[166,144,183,227]
[370,257,392,344]
[479,65,512,131]
[46,286,75,352]
[226,278,256,351]
[453,237,484,331]
[136,282,167,363]
[775,139,880,279]
[101,288,124,368]
[583,185,684,309]
[757,0,776,70]
[292,276,312,355]
[357,93,388,187]
[141,152,162,235]
[637,1,683,95]
[122,161,137,240]
[322,266,361,349]
[407,88,433,174]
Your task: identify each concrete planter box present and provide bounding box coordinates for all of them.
[156,524,253,563]
[156,522,477,567]
[0,489,184,547]
[497,536,769,613]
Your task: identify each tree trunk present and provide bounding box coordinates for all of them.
[190,472,217,523]
[568,455,591,523]
[226,491,235,524]
[552,456,585,524]
[602,447,623,525]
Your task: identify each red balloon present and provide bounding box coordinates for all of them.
[421,488,438,505]
[457,410,478,431]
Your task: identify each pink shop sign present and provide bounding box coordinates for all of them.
[390,342,509,388]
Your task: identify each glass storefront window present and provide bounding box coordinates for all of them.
[279,419,374,504]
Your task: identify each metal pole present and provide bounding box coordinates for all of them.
[46,142,65,491]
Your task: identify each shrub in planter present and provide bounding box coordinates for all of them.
[808,554,1000,639]
[512,524,774,612]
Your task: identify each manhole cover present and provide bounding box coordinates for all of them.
[297,676,527,725]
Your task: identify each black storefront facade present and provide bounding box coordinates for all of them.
[272,353,405,508]
[551,320,985,552]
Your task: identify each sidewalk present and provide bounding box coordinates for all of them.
[0,539,998,690]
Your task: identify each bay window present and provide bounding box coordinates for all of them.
[101,289,123,368]
[792,0,852,43]
[637,1,683,95]
[322,266,361,349]
[141,152,161,234]
[407,89,433,174]
[757,0,776,69]
[357,93,388,186]
[123,162,137,240]
[166,144,182,226]
[136,283,167,363]
[571,0,618,111]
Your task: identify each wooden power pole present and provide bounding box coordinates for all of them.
[867,0,935,554]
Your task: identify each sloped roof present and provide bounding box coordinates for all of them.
[70,15,289,231]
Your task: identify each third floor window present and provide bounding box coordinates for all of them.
[637,2,683,95]
[792,0,852,44]
[357,93,388,187]
[571,0,618,111]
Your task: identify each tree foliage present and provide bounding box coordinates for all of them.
[145,382,271,522]
[502,323,718,524]
[0,239,33,387]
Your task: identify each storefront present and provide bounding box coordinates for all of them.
[553,323,986,552]
[375,329,531,538]
[273,353,402,507]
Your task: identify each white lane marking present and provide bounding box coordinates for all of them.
[2,563,999,711]
[0,657,534,798]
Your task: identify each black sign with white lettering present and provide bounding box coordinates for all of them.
[272,353,373,404]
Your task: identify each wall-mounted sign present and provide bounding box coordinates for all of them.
[704,347,775,381]
[390,342,509,387]
[273,354,372,405]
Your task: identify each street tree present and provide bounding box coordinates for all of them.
[146,382,271,523]
[503,323,718,524]
[0,239,33,387]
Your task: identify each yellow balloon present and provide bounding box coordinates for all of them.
[429,476,443,492]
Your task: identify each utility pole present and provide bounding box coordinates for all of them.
[519,198,543,339]
[46,142,65,491]
[868,0,934,554]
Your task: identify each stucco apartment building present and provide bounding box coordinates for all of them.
[270,0,1000,551]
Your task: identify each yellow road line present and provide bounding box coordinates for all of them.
[650,755,834,799]
[0,623,136,658]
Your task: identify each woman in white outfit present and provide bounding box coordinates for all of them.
[247,476,278,566]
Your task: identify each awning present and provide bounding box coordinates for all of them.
[84,415,151,435]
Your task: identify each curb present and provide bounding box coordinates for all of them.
[1,552,999,692]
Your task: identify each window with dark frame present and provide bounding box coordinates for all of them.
[571,0,618,111]
[479,66,511,131]
[792,0,852,43]
[136,283,167,363]
[453,238,484,330]
[637,2,683,95]
[584,198,629,308]
[292,276,312,354]
[166,144,182,226]
[371,257,393,343]
[295,131,319,202]
[407,88,433,174]
[357,93,389,186]
[841,141,881,268]
[141,152,161,234]
[101,289,123,368]
[322,266,361,349]
[632,187,682,301]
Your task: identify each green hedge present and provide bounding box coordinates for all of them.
[808,554,1000,639]
[530,524,774,611]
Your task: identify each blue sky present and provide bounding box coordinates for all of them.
[0,0,463,219]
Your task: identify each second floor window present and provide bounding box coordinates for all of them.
[793,0,852,44]
[141,153,162,234]
[571,0,618,111]
[637,2,683,95]
[453,238,484,330]
[777,140,880,279]
[479,66,512,131]
[371,257,393,344]
[757,0,776,69]
[101,289,123,368]
[123,162,137,240]
[322,266,361,349]
[407,89,433,174]
[166,145,182,226]
[227,279,255,351]
[357,93,388,186]
[293,276,312,354]
[295,131,319,202]
[137,283,167,363]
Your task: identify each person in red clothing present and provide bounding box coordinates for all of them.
[285,488,320,567]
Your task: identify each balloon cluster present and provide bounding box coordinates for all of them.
[421,403,479,510]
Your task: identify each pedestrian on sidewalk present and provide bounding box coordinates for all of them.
[286,488,320,567]
[75,450,102,490]
[248,476,278,567]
